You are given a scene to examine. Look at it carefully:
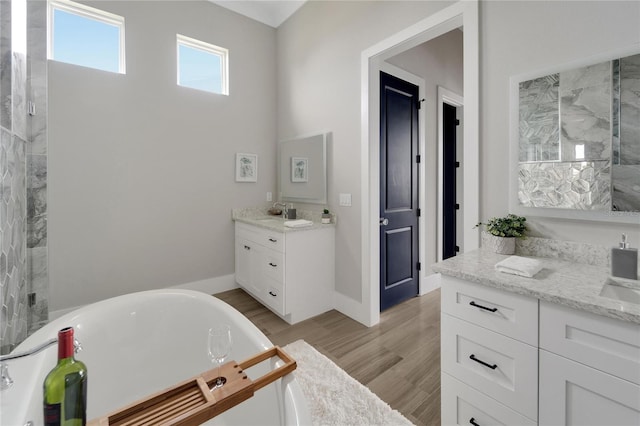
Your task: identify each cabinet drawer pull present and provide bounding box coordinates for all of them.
[269,262,277,267]
[244,245,251,250]
[269,291,277,297]
[469,301,498,312]
[268,238,277,243]
[469,418,480,426]
[469,354,497,370]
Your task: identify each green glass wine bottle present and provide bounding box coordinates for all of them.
[43,327,88,426]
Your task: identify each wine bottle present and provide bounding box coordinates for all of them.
[43,327,88,426]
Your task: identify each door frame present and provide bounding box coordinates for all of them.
[378,63,426,306]
[437,86,464,262]
[359,1,479,327]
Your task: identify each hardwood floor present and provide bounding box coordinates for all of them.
[215,288,441,425]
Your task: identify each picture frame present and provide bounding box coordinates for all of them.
[235,153,258,182]
[291,157,309,182]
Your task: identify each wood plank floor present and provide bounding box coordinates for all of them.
[214,288,441,425]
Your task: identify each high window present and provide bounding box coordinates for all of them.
[48,0,125,74]
[177,34,229,95]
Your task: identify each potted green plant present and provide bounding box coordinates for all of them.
[475,214,527,255]
[321,209,331,224]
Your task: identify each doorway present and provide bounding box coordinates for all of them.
[379,71,420,311]
[437,86,464,262]
[359,1,479,327]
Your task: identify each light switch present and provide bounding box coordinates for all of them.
[266,192,273,202]
[339,193,352,207]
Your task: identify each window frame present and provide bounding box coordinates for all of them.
[48,0,126,74]
[176,34,229,96]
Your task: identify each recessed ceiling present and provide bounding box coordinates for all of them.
[210,1,307,28]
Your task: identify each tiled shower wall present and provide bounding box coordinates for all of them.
[0,0,48,354]
[1,0,29,353]
[27,0,49,334]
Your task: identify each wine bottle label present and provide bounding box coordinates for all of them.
[64,372,87,423]
[44,402,61,426]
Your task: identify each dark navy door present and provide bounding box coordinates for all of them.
[379,71,420,311]
[442,102,459,260]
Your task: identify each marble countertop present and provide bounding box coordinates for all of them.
[233,215,334,233]
[432,249,640,324]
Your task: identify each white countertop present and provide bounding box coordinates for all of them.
[234,216,334,233]
[432,249,640,324]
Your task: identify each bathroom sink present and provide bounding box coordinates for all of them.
[599,277,640,305]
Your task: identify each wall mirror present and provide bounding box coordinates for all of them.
[278,133,328,204]
[509,46,640,223]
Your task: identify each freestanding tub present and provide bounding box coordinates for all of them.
[0,289,310,425]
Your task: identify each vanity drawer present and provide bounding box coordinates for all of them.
[262,250,285,283]
[540,301,640,385]
[442,373,536,426]
[259,230,285,253]
[235,223,285,253]
[262,278,285,316]
[442,313,538,420]
[441,276,538,345]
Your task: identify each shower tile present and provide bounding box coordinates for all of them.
[561,61,611,91]
[518,161,610,210]
[27,154,46,248]
[27,0,47,154]
[620,54,640,165]
[560,83,611,161]
[28,245,47,329]
[519,74,560,162]
[0,0,11,132]
[612,164,640,212]
[12,51,27,140]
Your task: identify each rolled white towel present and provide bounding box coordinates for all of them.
[495,255,543,278]
[284,219,313,228]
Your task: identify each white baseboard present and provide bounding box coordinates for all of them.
[50,275,239,321]
[420,273,441,295]
[49,305,79,321]
[333,291,371,327]
[171,274,238,295]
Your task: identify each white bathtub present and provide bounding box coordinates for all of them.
[0,289,310,425]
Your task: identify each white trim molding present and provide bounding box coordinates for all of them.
[437,86,464,262]
[359,0,479,327]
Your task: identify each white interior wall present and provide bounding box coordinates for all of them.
[48,1,277,311]
[385,30,464,276]
[278,0,640,315]
[276,0,455,302]
[481,0,640,243]
[47,0,640,316]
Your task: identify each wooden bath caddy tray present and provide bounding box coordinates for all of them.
[88,346,296,426]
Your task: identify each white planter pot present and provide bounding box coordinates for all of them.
[482,232,516,255]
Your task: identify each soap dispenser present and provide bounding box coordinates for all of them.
[611,234,638,280]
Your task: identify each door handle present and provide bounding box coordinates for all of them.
[379,218,389,226]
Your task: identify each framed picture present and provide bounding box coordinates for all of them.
[291,157,309,182]
[236,153,258,182]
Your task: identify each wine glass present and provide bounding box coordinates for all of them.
[207,325,232,390]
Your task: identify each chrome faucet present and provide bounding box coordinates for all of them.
[1,337,82,391]
[272,202,289,219]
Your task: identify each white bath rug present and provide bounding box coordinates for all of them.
[283,340,414,426]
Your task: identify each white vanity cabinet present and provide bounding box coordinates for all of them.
[441,275,640,426]
[234,222,334,324]
[441,276,539,424]
[538,302,640,426]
